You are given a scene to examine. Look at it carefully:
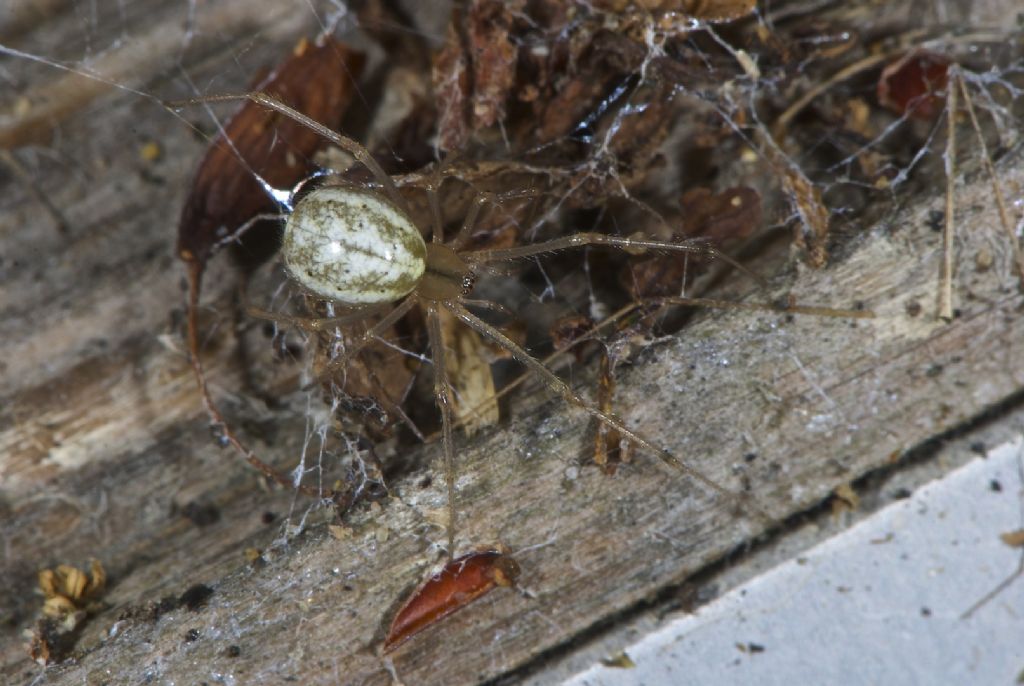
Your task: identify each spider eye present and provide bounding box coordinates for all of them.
[461,273,476,296]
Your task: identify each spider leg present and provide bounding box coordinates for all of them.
[246,302,391,334]
[445,302,772,524]
[449,188,541,252]
[426,163,446,244]
[167,92,411,218]
[459,299,515,318]
[184,262,327,498]
[302,297,417,391]
[653,296,873,319]
[426,303,459,556]
[465,232,765,287]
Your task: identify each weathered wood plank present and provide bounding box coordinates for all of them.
[2,2,1023,684]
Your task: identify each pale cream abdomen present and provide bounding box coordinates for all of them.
[283,186,427,304]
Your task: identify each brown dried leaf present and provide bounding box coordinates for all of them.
[384,549,520,652]
[438,308,499,436]
[999,529,1024,548]
[177,37,365,274]
[877,50,950,121]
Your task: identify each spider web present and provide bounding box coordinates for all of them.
[4,0,1024,511]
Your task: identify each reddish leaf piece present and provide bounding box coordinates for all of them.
[877,50,950,121]
[384,550,521,652]
[178,36,365,274]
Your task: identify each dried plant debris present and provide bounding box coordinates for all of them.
[26,560,106,665]
[877,51,951,121]
[37,559,106,631]
[831,483,860,516]
[1000,529,1024,548]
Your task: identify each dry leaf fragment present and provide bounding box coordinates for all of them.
[877,50,950,121]
[1000,529,1024,548]
[384,549,520,651]
[177,37,366,274]
[601,651,637,668]
[831,483,860,515]
[37,559,106,626]
[761,136,831,268]
[438,308,500,435]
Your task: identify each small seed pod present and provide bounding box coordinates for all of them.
[384,550,521,652]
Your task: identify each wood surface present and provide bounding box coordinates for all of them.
[2,1,1023,684]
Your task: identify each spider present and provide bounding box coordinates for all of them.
[178,91,772,553]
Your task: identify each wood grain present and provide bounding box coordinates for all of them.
[2,2,1022,684]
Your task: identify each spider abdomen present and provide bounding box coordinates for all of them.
[283,186,427,304]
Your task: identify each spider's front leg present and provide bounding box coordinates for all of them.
[465,231,762,286]
[425,303,460,556]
